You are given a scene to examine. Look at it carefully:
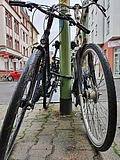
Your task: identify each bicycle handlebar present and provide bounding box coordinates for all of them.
[9,1,25,6]
[9,0,106,34]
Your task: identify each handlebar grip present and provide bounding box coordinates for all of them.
[9,0,26,6]
[76,22,90,34]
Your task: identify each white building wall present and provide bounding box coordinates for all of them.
[89,0,120,44]
[104,0,120,42]
[88,0,104,44]
[104,0,113,42]
[112,0,120,38]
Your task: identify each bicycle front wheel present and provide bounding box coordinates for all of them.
[0,49,43,160]
[77,43,117,151]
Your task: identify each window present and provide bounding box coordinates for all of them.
[14,19,19,34]
[91,9,94,25]
[9,37,13,48]
[5,11,12,28]
[23,31,25,41]
[95,25,97,36]
[23,46,25,55]
[25,49,28,57]
[91,30,94,42]
[15,40,19,51]
[26,34,28,43]
[106,16,110,35]
[8,14,12,27]
[6,35,9,47]
[22,17,27,27]
[4,62,8,70]
[5,12,8,25]
[21,29,22,39]
[6,35,13,48]
[114,47,120,74]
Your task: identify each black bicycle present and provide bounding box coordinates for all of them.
[0,0,117,159]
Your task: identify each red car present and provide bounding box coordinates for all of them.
[4,69,23,81]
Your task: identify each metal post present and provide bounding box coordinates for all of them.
[59,0,72,115]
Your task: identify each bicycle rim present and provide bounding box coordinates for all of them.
[77,44,117,151]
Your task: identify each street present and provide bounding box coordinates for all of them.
[0,81,60,105]
[0,82,17,105]
[0,78,120,105]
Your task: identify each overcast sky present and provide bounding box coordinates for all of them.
[27,0,82,48]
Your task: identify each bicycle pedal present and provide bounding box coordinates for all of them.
[26,103,34,110]
[20,99,34,110]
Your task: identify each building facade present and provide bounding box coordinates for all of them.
[0,0,39,74]
[88,0,120,77]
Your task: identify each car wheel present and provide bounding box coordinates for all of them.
[7,76,14,81]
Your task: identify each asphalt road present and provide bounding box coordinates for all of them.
[0,78,119,105]
[0,82,17,105]
[0,81,60,105]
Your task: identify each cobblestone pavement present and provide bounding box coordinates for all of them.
[100,102,120,160]
[0,103,120,160]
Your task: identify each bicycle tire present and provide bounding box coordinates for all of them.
[31,65,54,110]
[0,49,43,160]
[43,60,59,109]
[77,43,117,151]
[43,76,58,109]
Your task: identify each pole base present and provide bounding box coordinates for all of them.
[60,97,72,115]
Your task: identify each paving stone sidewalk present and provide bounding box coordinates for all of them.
[100,102,120,160]
[0,103,120,160]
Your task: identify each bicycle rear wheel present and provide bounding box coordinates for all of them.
[77,43,117,151]
[0,49,43,160]
[43,58,59,109]
[31,65,56,110]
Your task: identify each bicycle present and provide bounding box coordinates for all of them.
[0,0,117,159]
[71,2,117,152]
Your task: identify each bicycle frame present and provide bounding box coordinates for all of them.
[41,14,54,82]
[30,13,58,107]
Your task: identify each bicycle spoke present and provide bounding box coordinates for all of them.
[77,44,117,151]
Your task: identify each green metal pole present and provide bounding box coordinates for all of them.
[59,0,72,115]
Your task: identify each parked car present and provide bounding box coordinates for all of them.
[4,69,23,81]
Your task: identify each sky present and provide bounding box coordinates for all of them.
[27,0,82,49]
